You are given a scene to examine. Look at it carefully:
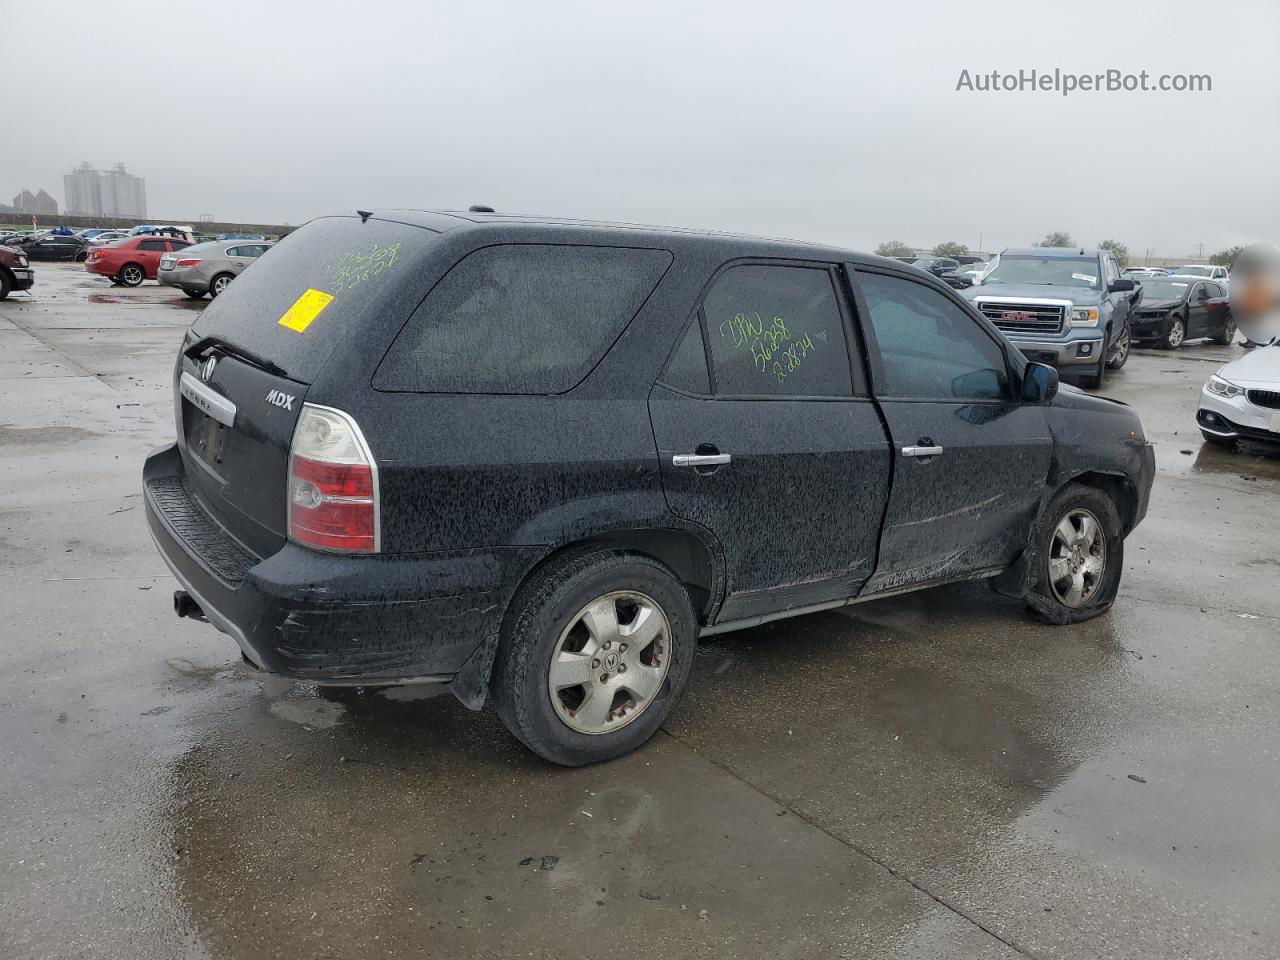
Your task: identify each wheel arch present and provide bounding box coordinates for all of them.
[1059,469,1139,534]
[448,523,724,712]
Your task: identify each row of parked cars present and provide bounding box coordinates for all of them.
[0,224,273,299]
[904,249,1245,389]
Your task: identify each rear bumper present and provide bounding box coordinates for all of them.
[85,259,117,277]
[158,269,208,293]
[1009,335,1104,368]
[143,442,536,685]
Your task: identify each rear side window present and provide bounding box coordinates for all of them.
[701,264,854,397]
[192,216,435,382]
[375,244,672,394]
[139,240,166,251]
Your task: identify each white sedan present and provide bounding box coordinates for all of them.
[1197,345,1280,446]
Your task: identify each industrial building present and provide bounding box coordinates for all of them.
[63,162,147,218]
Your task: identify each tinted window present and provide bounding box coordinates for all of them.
[858,271,1008,400]
[138,240,166,251]
[659,319,710,394]
[376,244,672,394]
[192,215,435,382]
[702,264,853,397]
[1206,281,1224,297]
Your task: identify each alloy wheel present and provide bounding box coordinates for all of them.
[1167,319,1185,348]
[547,591,672,735]
[121,265,143,285]
[1107,325,1130,366]
[1048,509,1107,608]
[212,275,231,296]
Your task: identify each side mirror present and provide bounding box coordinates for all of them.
[1021,362,1059,403]
[1108,278,1135,293]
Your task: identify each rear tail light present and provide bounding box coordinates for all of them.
[287,404,379,553]
[175,258,202,268]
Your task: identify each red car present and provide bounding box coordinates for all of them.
[85,236,193,287]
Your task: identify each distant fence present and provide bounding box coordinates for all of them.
[0,212,293,237]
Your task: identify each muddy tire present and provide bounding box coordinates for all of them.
[1026,483,1125,625]
[491,549,696,766]
[117,263,145,287]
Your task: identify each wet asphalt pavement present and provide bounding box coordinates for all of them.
[2,263,1278,960]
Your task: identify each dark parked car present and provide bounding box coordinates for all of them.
[0,243,34,299]
[911,256,960,277]
[1129,277,1235,348]
[144,210,1155,766]
[23,234,90,262]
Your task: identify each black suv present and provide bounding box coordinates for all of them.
[144,210,1155,765]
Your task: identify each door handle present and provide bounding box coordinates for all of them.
[902,442,944,458]
[672,453,732,468]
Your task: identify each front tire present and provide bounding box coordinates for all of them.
[1027,483,1124,625]
[1160,316,1186,349]
[1079,351,1106,390]
[1106,322,1131,370]
[492,550,696,766]
[117,263,145,287]
[183,289,206,299]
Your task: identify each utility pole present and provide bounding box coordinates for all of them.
[1197,241,1204,259]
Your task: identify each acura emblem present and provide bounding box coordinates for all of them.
[200,356,217,381]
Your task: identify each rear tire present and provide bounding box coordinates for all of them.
[74,251,88,262]
[0,270,10,301]
[491,549,697,766]
[1027,483,1124,625]
[1160,316,1186,349]
[117,263,145,287]
[209,273,234,297]
[1212,315,1237,346]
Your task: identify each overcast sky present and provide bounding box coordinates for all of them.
[6,0,1278,257]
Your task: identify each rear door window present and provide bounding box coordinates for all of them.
[191,215,435,383]
[700,263,855,397]
[138,240,166,251]
[375,244,672,394]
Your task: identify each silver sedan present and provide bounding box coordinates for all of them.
[157,240,273,299]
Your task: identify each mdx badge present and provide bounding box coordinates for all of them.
[266,389,296,411]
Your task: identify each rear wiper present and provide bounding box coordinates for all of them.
[185,334,288,379]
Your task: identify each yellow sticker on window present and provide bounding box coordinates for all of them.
[278,289,334,333]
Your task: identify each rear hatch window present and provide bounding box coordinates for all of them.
[176,216,438,556]
[373,244,672,394]
[190,215,437,383]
